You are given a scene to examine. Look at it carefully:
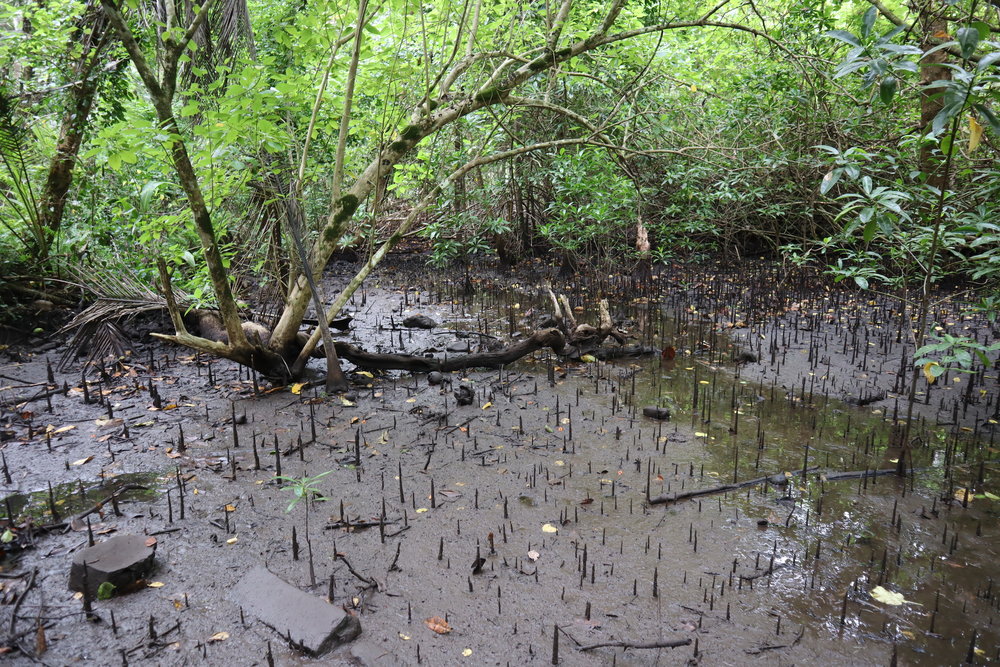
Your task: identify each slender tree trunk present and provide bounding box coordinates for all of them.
[36,10,113,261]
[918,12,950,189]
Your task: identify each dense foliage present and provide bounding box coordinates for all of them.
[0,0,998,380]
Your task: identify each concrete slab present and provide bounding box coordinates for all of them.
[231,566,361,656]
[68,535,157,597]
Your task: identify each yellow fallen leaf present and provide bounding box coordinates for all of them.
[340,397,356,407]
[462,648,473,657]
[226,536,238,544]
[481,402,492,410]
[694,432,708,437]
[415,508,428,513]
[923,361,939,385]
[580,354,597,363]
[49,425,75,434]
[71,456,93,466]
[148,582,165,588]
[541,523,558,533]
[870,585,907,605]
[290,383,306,395]
[224,504,237,512]
[208,632,229,642]
[955,487,973,504]
[399,633,411,640]
[356,371,373,378]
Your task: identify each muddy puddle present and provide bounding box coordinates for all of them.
[0,259,997,665]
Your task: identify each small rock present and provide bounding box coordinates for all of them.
[446,340,471,353]
[734,348,758,363]
[68,535,156,597]
[402,314,437,329]
[642,406,671,420]
[454,385,475,406]
[231,566,360,656]
[427,371,444,385]
[768,473,789,486]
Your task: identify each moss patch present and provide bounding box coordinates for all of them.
[324,194,360,241]
[474,87,506,105]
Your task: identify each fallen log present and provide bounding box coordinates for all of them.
[332,328,565,372]
[648,466,901,504]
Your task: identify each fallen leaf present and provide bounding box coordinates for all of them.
[290,382,306,395]
[425,616,451,634]
[541,523,558,533]
[527,550,540,561]
[580,354,597,363]
[955,487,973,504]
[356,371,374,378]
[870,585,907,606]
[145,537,157,547]
[694,432,708,437]
[340,397,356,407]
[49,425,75,435]
[71,456,93,466]
[208,631,229,642]
[224,504,237,512]
[148,581,165,588]
[481,402,492,410]
[462,648,473,657]
[226,536,238,544]
[399,633,411,640]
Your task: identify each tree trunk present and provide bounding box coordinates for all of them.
[36,10,113,261]
[919,12,950,189]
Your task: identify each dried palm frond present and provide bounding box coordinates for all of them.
[57,264,191,371]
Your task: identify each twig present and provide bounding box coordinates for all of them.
[745,624,805,654]
[335,553,372,584]
[579,637,692,651]
[8,568,38,637]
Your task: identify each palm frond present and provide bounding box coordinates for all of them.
[57,264,192,371]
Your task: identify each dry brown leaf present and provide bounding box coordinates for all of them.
[424,616,451,634]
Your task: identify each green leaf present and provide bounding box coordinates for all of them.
[97,582,116,600]
[825,30,861,47]
[861,7,877,38]
[973,104,1000,134]
[820,168,842,195]
[854,275,869,289]
[976,51,1000,71]
[863,217,877,243]
[0,528,13,543]
[956,27,980,60]
[879,76,896,105]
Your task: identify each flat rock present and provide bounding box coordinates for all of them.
[446,340,471,353]
[231,566,360,656]
[402,314,437,329]
[68,535,156,597]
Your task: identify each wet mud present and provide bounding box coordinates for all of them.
[0,257,997,665]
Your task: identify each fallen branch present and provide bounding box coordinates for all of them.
[333,328,565,372]
[650,467,902,504]
[579,637,692,651]
[649,467,819,505]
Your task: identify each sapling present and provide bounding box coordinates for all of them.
[277,470,333,586]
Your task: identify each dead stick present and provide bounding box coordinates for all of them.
[579,638,692,651]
